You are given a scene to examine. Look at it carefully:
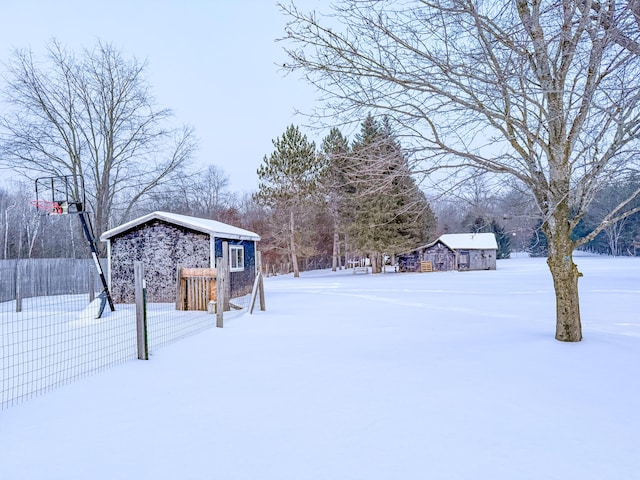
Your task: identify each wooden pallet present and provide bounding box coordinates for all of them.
[420,261,433,273]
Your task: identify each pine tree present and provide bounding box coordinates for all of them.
[490,219,511,260]
[529,220,549,257]
[320,127,351,271]
[255,125,320,278]
[347,115,435,271]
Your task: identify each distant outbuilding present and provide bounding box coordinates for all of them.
[398,233,498,272]
[100,211,260,303]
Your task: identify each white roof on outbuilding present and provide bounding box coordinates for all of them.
[100,211,260,242]
[437,233,498,250]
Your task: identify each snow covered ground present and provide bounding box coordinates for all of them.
[1,253,638,480]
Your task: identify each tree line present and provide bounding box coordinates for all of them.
[255,116,437,276]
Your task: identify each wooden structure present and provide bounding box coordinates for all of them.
[176,267,217,311]
[100,211,260,304]
[398,233,498,272]
[420,261,433,272]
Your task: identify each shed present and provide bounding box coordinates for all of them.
[100,211,260,304]
[398,233,498,272]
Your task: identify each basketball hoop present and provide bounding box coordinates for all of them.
[33,175,84,215]
[31,199,63,215]
[30,174,115,315]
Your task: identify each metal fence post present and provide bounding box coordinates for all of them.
[134,261,149,360]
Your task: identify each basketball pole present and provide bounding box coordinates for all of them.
[78,211,115,312]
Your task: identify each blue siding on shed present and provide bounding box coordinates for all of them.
[214,238,256,298]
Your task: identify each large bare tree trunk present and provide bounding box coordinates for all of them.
[545,210,583,342]
[547,252,582,342]
[290,210,300,278]
[370,251,382,274]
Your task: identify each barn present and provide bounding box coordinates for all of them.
[100,211,260,304]
[398,233,498,272]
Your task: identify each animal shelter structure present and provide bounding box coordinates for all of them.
[398,233,498,272]
[100,211,260,305]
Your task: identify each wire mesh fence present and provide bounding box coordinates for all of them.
[1,261,137,409]
[1,256,261,410]
[145,275,215,352]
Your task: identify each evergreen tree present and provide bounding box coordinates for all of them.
[529,220,549,257]
[320,127,351,271]
[490,219,511,260]
[581,177,640,256]
[255,125,320,278]
[347,115,435,272]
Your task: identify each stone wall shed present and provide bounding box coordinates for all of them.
[100,211,260,303]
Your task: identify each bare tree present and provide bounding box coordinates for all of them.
[181,165,234,219]
[281,0,640,341]
[148,164,234,219]
[0,39,196,249]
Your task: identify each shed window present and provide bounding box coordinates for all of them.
[230,245,245,272]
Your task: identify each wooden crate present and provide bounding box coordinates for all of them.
[176,267,217,311]
[420,261,433,273]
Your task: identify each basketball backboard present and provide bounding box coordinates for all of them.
[33,175,85,215]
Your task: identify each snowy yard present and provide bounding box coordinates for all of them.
[1,253,639,480]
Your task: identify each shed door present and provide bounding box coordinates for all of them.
[459,251,469,270]
[480,250,491,269]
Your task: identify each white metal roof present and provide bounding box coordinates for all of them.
[100,211,261,242]
[437,233,498,250]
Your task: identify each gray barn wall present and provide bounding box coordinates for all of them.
[401,242,497,272]
[465,250,496,270]
[422,243,456,272]
[109,220,210,303]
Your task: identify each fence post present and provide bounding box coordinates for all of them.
[222,241,230,312]
[216,256,224,328]
[249,251,266,314]
[134,261,149,360]
[257,251,266,311]
[15,260,22,313]
[175,264,183,310]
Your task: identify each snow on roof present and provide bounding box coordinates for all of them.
[100,211,260,242]
[437,233,498,250]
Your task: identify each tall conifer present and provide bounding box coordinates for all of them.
[255,125,320,278]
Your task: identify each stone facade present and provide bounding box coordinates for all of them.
[110,220,210,303]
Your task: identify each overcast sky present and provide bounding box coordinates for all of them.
[0,0,324,194]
